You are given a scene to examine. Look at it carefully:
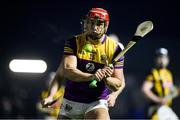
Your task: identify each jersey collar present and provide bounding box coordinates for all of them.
[86,34,107,45]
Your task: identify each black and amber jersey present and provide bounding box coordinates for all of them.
[63,33,124,103]
[40,87,64,117]
[145,68,173,105]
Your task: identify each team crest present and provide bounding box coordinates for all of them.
[86,62,95,72]
[101,55,107,61]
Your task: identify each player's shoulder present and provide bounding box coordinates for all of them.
[106,35,124,50]
[65,33,84,44]
[165,68,173,74]
[143,67,154,76]
[106,35,116,43]
[64,35,79,49]
[144,68,154,81]
[165,68,171,72]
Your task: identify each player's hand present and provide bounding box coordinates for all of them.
[107,94,117,107]
[159,98,169,105]
[102,66,114,78]
[94,69,106,81]
[41,96,55,108]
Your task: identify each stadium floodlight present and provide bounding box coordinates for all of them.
[9,59,47,73]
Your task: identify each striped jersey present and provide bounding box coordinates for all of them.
[63,33,124,103]
[145,68,173,105]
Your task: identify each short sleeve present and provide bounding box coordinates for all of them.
[63,37,77,55]
[145,74,153,81]
[112,43,124,69]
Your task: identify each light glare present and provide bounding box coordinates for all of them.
[9,59,47,73]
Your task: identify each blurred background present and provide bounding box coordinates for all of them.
[1,0,180,119]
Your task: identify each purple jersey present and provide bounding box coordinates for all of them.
[63,33,124,103]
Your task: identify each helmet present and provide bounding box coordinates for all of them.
[86,8,109,26]
[81,8,109,39]
[155,48,168,57]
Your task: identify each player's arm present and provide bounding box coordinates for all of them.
[103,68,125,91]
[102,42,125,91]
[107,78,125,107]
[110,75,125,96]
[63,55,102,82]
[166,82,180,100]
[142,80,165,104]
[47,61,64,98]
[41,60,64,107]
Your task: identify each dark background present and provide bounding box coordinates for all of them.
[0,0,180,119]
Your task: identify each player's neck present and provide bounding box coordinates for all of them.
[87,34,105,44]
[156,66,167,70]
